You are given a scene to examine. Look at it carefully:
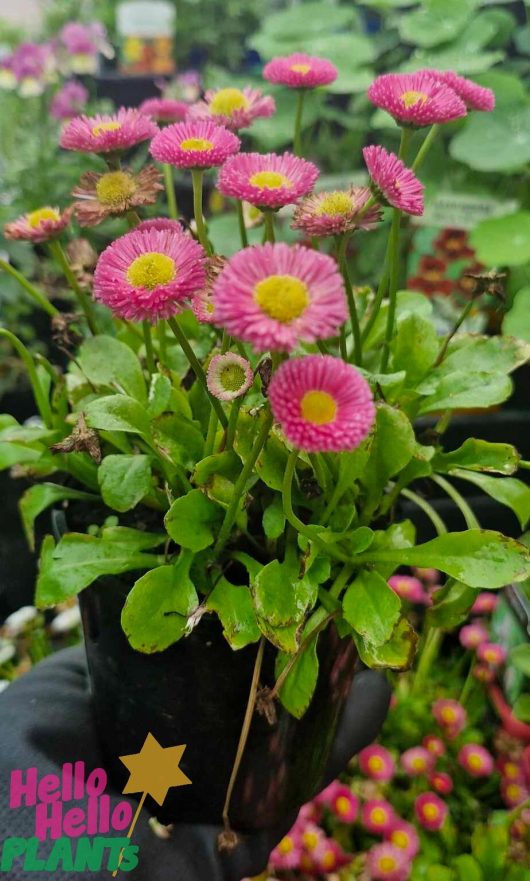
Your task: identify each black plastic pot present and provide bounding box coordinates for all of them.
[79,576,363,831]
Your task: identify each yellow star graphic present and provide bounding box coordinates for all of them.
[120,732,192,805]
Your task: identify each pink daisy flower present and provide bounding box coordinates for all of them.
[296,801,322,824]
[366,842,411,881]
[477,642,507,667]
[401,746,434,777]
[292,186,382,237]
[458,743,494,778]
[299,821,326,853]
[415,792,448,831]
[471,592,498,615]
[212,242,346,352]
[361,799,395,835]
[60,108,158,154]
[413,567,439,584]
[459,622,489,650]
[327,784,359,823]
[432,698,467,737]
[188,86,275,131]
[269,356,375,454]
[139,97,189,124]
[269,830,302,870]
[263,53,337,90]
[312,838,351,873]
[429,771,453,795]
[358,745,396,782]
[388,575,430,605]
[498,756,524,782]
[501,780,529,808]
[367,71,467,127]
[207,353,253,401]
[217,151,319,209]
[313,780,342,808]
[474,663,495,683]
[422,735,446,758]
[363,145,424,216]
[385,820,420,859]
[421,69,495,112]
[93,224,206,323]
[4,205,72,244]
[135,218,184,234]
[150,119,240,169]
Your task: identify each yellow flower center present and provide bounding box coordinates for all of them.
[303,831,319,850]
[412,757,426,771]
[278,836,293,855]
[423,803,439,821]
[505,762,519,779]
[220,363,246,392]
[392,830,409,849]
[380,856,397,872]
[401,90,428,108]
[180,137,214,152]
[507,784,522,801]
[91,121,122,137]
[322,851,336,870]
[249,171,292,190]
[291,63,311,74]
[209,88,250,117]
[95,171,137,207]
[368,756,384,772]
[335,796,351,816]
[127,252,176,290]
[301,391,337,426]
[483,649,497,663]
[254,274,309,323]
[441,707,456,723]
[371,807,387,825]
[27,207,60,228]
[467,753,483,771]
[316,192,353,216]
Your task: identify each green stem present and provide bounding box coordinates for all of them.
[330,564,354,599]
[225,397,243,451]
[269,610,339,701]
[361,260,390,344]
[431,474,480,529]
[48,240,98,335]
[0,329,53,427]
[338,235,362,365]
[142,320,156,375]
[293,90,306,156]
[0,259,58,318]
[413,627,443,696]
[459,656,476,705]
[204,407,219,457]
[157,320,167,363]
[191,169,211,254]
[435,299,476,367]
[401,487,448,536]
[412,124,439,173]
[163,163,178,219]
[236,200,248,248]
[264,211,276,243]
[379,207,401,372]
[167,317,227,428]
[213,412,273,556]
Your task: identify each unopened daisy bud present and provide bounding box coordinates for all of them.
[192,255,226,325]
[458,743,494,778]
[422,735,445,758]
[361,799,395,835]
[207,353,253,402]
[385,820,420,859]
[366,842,410,881]
[471,592,498,615]
[401,746,434,777]
[358,745,396,782]
[429,771,453,795]
[477,642,507,667]
[414,792,448,831]
[432,698,467,737]
[459,622,489,650]
[4,205,72,243]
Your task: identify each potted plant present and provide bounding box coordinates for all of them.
[1,58,530,853]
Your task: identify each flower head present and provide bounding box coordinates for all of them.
[421,69,495,112]
[367,842,411,881]
[189,87,275,131]
[292,186,381,237]
[263,53,337,89]
[212,243,346,352]
[150,119,240,169]
[359,745,396,782]
[501,779,529,809]
[217,151,319,210]
[93,224,206,323]
[471,592,498,615]
[363,145,424,216]
[458,743,494,778]
[72,166,163,227]
[312,838,351,873]
[269,356,375,454]
[423,735,446,758]
[50,80,89,120]
[432,698,467,737]
[474,663,495,683]
[207,353,253,402]
[401,746,435,777]
[388,575,430,605]
[139,97,189,124]
[415,792,448,831]
[477,642,507,667]
[413,567,439,584]
[385,820,420,859]
[459,622,489,650]
[60,108,158,154]
[429,771,453,795]
[368,71,466,127]
[4,206,72,243]
[326,784,359,822]
[361,799,395,835]
[269,830,302,870]
[135,218,184,234]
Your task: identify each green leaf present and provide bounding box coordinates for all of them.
[343,570,401,646]
[417,371,512,414]
[18,483,96,551]
[433,439,520,475]
[355,618,418,670]
[147,373,172,418]
[234,411,288,491]
[98,455,152,513]
[85,395,151,436]
[513,694,530,723]
[0,441,48,470]
[359,530,530,588]
[36,530,164,606]
[77,336,146,403]
[451,471,530,529]
[121,554,198,653]
[427,581,479,629]
[252,560,317,627]
[206,577,261,649]
[370,520,416,580]
[510,643,530,677]
[153,414,204,471]
[362,404,415,505]
[363,290,432,349]
[274,609,328,719]
[437,335,530,377]
[471,213,530,266]
[192,450,240,486]
[503,286,530,343]
[164,489,222,551]
[263,496,285,540]
[392,314,439,384]
[452,855,483,881]
[399,0,479,48]
[451,108,530,173]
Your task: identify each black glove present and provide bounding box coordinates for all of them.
[0,646,390,881]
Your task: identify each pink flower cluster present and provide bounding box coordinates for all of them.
[50,80,89,120]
